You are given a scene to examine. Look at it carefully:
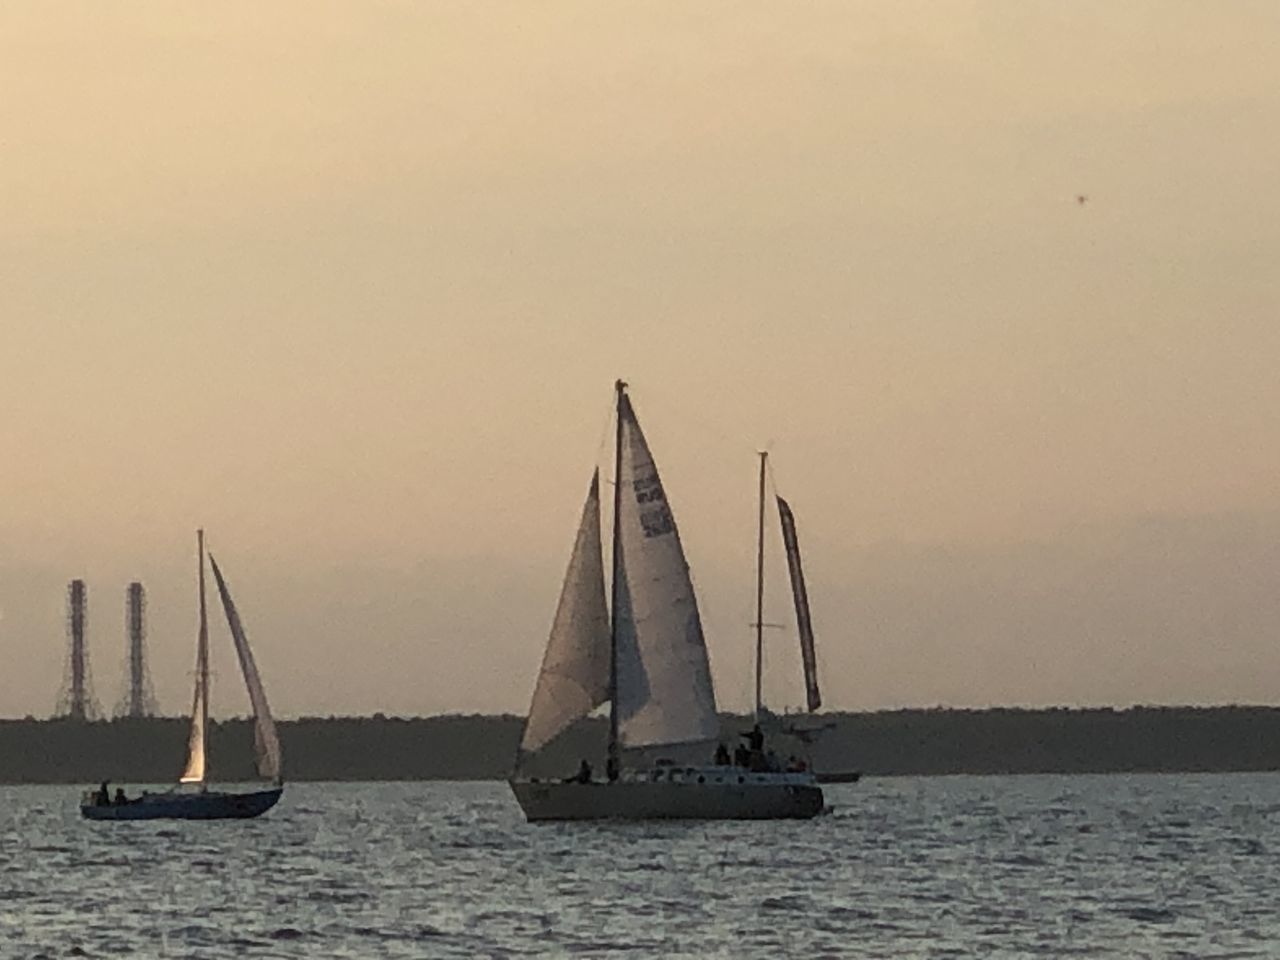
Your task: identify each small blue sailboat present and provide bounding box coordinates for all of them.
[81,531,284,821]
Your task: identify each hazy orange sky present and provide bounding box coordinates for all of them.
[3,3,1279,719]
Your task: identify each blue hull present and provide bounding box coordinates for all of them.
[81,787,282,821]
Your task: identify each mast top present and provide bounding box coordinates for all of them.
[615,379,628,396]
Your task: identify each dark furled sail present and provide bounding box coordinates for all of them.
[777,496,821,711]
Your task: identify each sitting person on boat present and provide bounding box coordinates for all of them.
[94,781,110,806]
[785,755,809,773]
[113,788,130,805]
[570,759,592,784]
[733,743,750,767]
[713,742,731,765]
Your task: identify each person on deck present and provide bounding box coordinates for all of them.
[95,781,110,806]
[733,743,750,767]
[741,723,766,770]
[574,759,592,784]
[113,788,128,805]
[713,743,731,765]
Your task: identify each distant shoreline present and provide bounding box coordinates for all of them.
[3,706,1277,784]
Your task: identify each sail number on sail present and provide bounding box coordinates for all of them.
[634,471,674,539]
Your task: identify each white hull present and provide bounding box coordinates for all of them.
[509,767,824,821]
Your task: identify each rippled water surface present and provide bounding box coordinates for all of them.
[2,775,1278,958]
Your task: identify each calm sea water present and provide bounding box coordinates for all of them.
[1,775,1277,958]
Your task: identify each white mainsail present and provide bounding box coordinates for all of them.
[614,393,719,748]
[209,555,283,783]
[179,531,210,784]
[519,471,611,758]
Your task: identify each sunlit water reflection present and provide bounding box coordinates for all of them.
[1,775,1276,957]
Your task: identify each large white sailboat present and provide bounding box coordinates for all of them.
[81,530,283,821]
[508,382,824,821]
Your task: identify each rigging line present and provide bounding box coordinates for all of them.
[593,392,616,482]
[594,391,620,592]
[628,378,765,462]
[764,450,784,502]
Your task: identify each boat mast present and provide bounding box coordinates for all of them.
[607,379,626,781]
[195,528,210,792]
[754,451,767,720]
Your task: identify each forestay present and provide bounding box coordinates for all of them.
[209,556,283,783]
[613,394,719,748]
[519,471,611,757]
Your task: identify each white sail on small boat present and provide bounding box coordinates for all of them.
[81,530,283,821]
[509,382,824,821]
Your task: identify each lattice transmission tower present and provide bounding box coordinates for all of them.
[56,579,101,720]
[115,581,158,718]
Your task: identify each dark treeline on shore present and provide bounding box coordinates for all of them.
[1,706,1277,784]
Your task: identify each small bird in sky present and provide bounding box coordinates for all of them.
[1076,194,1088,206]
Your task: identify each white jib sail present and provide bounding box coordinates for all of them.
[614,394,719,748]
[209,555,283,783]
[178,680,207,784]
[519,470,611,757]
[179,531,210,784]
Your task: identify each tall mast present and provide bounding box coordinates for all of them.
[607,379,626,781]
[196,529,210,789]
[754,450,767,720]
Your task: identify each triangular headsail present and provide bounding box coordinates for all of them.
[209,555,283,783]
[613,392,719,748]
[178,681,208,784]
[179,530,210,784]
[777,496,821,712]
[518,471,611,759]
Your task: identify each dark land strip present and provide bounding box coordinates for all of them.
[2,706,1278,783]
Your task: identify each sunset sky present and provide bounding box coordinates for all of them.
[3,2,1279,719]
